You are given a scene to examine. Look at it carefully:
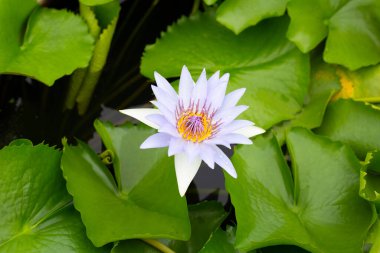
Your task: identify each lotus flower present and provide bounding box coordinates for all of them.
[120,66,265,196]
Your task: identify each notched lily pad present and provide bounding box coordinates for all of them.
[226,128,375,252]
[0,142,102,253]
[61,121,190,246]
[0,0,94,85]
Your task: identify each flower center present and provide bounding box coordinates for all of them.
[177,111,213,143]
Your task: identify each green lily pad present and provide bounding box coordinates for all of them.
[0,142,103,253]
[316,99,380,159]
[225,128,375,252]
[272,56,339,144]
[141,11,309,129]
[61,121,190,247]
[360,151,380,203]
[287,0,380,70]
[216,0,287,34]
[0,0,94,85]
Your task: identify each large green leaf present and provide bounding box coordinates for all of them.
[316,99,380,159]
[141,12,309,129]
[61,121,190,246]
[225,128,375,252]
[287,0,380,70]
[0,142,103,253]
[216,0,287,34]
[0,0,94,85]
[272,57,339,144]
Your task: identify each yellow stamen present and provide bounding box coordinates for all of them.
[177,111,213,143]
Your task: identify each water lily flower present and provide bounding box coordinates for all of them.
[120,66,265,196]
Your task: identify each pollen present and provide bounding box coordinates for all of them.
[177,110,213,143]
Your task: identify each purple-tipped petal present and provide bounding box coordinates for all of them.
[213,105,248,125]
[234,125,265,138]
[179,66,195,108]
[119,108,160,129]
[154,71,177,97]
[140,133,171,149]
[158,123,180,138]
[152,85,177,111]
[168,138,185,156]
[151,100,176,126]
[146,114,168,128]
[221,88,246,109]
[175,153,202,196]
[214,147,237,178]
[216,133,252,145]
[192,69,208,110]
[204,138,231,149]
[207,74,229,111]
[217,120,253,136]
[207,70,220,92]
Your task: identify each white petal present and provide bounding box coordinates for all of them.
[168,138,185,156]
[159,123,180,138]
[175,153,202,196]
[214,147,237,178]
[119,108,160,129]
[207,74,229,111]
[234,125,265,138]
[185,142,200,162]
[154,71,177,97]
[146,114,168,128]
[140,133,171,149]
[151,100,176,126]
[207,70,220,92]
[199,144,216,169]
[179,66,195,108]
[214,133,252,145]
[221,88,246,109]
[213,105,248,125]
[217,120,253,136]
[204,138,231,149]
[192,69,207,110]
[152,85,177,112]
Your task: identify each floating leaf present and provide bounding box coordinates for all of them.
[0,0,94,85]
[0,142,103,253]
[316,99,380,158]
[287,0,380,70]
[225,128,375,252]
[216,0,287,34]
[272,57,339,144]
[61,121,190,246]
[141,12,309,129]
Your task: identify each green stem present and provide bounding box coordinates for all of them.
[142,239,175,253]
